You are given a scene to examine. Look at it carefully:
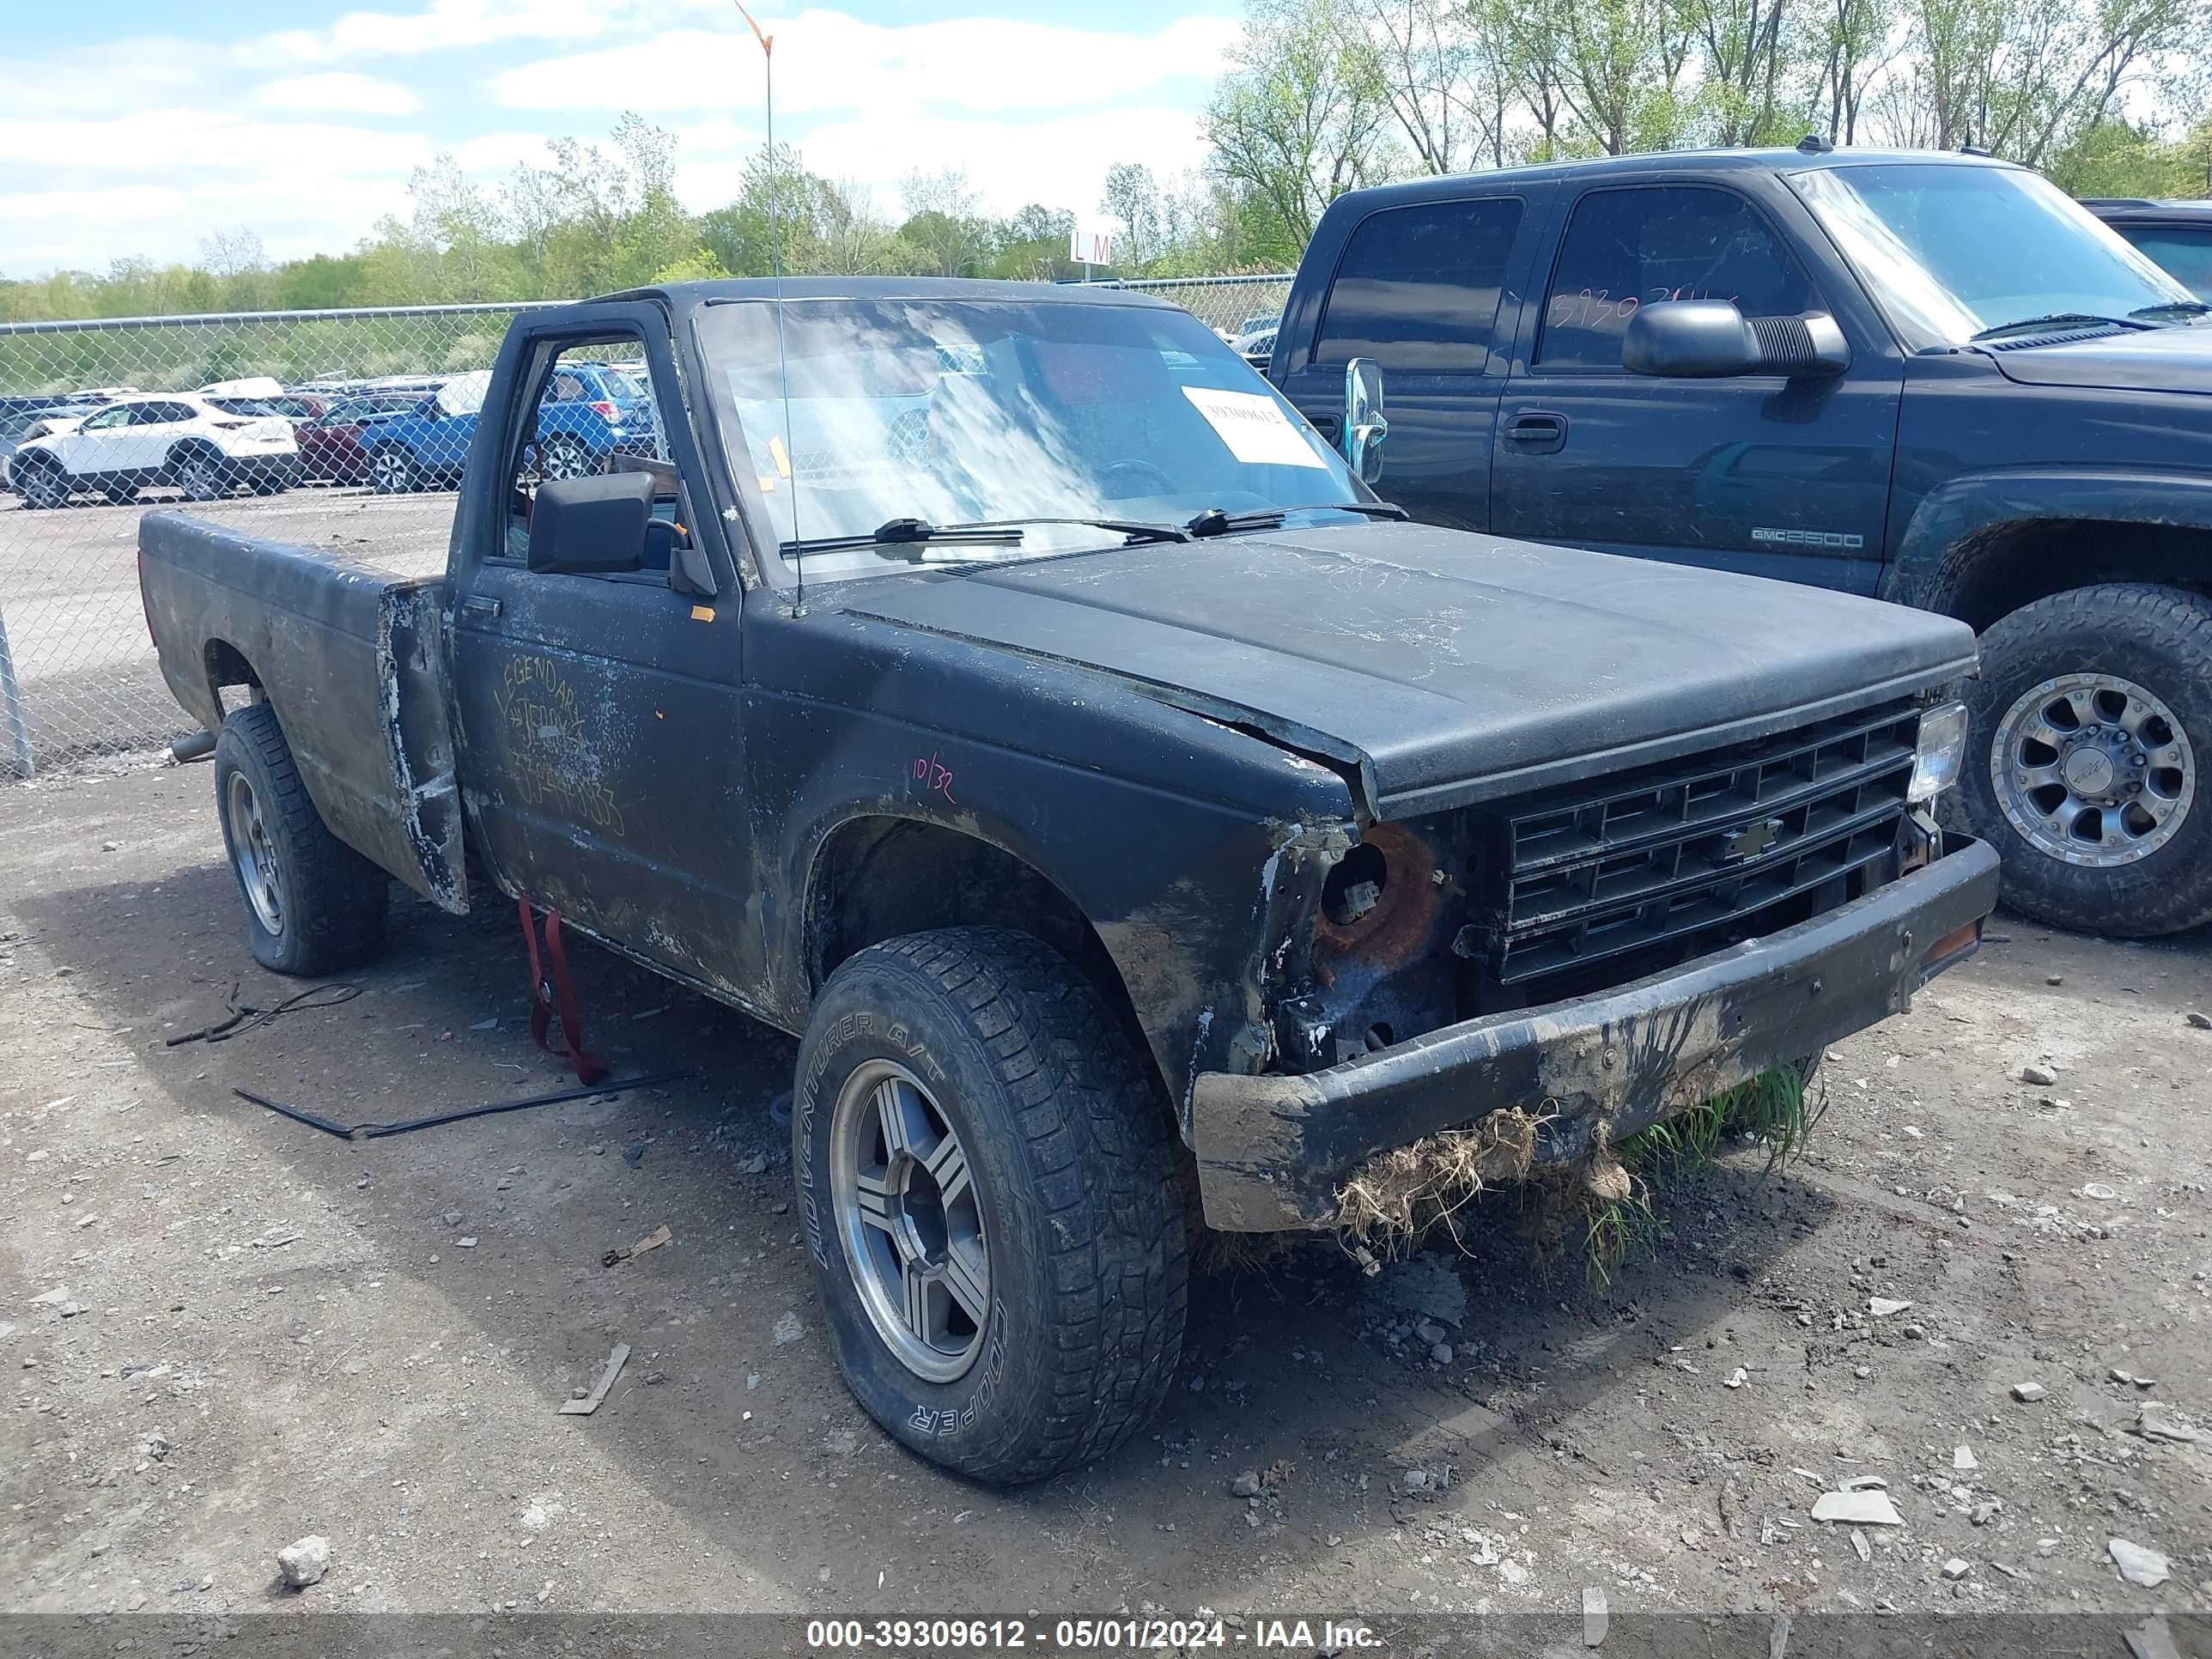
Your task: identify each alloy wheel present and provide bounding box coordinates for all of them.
[1990,671,2195,867]
[828,1059,990,1383]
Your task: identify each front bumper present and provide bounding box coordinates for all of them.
[1193,836,2002,1231]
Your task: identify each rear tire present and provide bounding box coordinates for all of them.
[540,435,592,481]
[795,927,1188,1486]
[368,447,416,495]
[175,449,230,502]
[214,702,388,975]
[1954,582,2212,937]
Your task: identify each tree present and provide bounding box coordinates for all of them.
[897,168,991,276]
[1206,0,1398,250]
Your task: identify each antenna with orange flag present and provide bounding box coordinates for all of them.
[731,0,805,611]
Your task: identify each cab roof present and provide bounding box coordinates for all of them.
[1322,145,2023,210]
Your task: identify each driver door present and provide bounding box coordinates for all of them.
[447,305,761,995]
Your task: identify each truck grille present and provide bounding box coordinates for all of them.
[1486,700,1919,996]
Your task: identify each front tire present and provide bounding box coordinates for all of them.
[795,927,1188,1486]
[214,703,388,975]
[1955,582,2212,937]
[16,458,70,509]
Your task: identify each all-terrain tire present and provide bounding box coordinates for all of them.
[794,927,1188,1486]
[213,702,388,975]
[1954,582,2212,937]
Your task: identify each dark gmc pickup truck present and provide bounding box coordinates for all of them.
[140,277,1996,1484]
[1271,147,2212,939]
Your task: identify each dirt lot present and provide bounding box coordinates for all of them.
[1,761,2208,1642]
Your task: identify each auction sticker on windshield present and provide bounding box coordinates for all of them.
[1181,386,1328,469]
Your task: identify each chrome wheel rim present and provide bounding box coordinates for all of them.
[25,465,64,507]
[541,441,589,480]
[1991,671,2195,868]
[183,459,222,499]
[371,451,410,492]
[828,1059,990,1383]
[226,771,285,934]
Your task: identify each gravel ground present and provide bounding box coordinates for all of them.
[0,763,2208,1643]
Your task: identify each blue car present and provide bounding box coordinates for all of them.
[357,362,659,494]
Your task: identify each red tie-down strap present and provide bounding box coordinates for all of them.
[518,898,609,1086]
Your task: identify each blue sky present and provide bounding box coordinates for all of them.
[0,1,1241,276]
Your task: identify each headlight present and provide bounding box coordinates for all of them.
[1910,700,1969,803]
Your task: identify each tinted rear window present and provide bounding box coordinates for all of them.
[1316,197,1525,374]
[1538,185,1817,370]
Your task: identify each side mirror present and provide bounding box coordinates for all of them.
[1343,357,1387,484]
[1623,301,1849,379]
[527,471,651,575]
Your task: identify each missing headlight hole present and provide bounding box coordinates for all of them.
[1322,841,1389,926]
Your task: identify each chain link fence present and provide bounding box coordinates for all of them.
[0,274,1291,775]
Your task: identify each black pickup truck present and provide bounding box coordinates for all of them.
[140,277,1996,1484]
[1270,147,2212,939]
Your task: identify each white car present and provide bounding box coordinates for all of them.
[11,392,300,509]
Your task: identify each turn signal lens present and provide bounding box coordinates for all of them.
[1910,701,1970,803]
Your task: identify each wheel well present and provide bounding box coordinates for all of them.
[1923,518,2212,631]
[204,638,261,708]
[807,817,1169,1109]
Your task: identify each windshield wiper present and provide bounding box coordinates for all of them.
[1969,312,2154,343]
[953,515,1193,545]
[781,516,1026,560]
[2130,300,2212,321]
[1185,501,1410,538]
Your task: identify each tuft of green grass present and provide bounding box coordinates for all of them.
[1585,1060,1823,1284]
[1583,1185,1665,1290]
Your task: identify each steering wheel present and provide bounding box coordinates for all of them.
[1098,459,1176,500]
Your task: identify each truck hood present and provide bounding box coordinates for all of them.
[1983,321,2212,392]
[846,521,1978,816]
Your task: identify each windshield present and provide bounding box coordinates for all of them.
[696,297,1359,580]
[1789,164,2196,350]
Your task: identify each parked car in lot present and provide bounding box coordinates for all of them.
[140,277,1996,1484]
[2083,198,2212,301]
[356,360,658,494]
[0,405,85,490]
[1270,146,2212,938]
[11,392,299,507]
[293,392,430,484]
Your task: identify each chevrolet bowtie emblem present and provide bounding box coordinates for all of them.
[1720,817,1783,863]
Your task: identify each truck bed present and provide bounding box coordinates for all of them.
[138,507,464,910]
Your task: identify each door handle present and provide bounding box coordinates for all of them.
[1310,413,1342,440]
[461,595,503,620]
[1503,410,1569,454]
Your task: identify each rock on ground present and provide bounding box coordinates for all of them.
[276,1535,331,1589]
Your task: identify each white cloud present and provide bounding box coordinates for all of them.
[256,72,423,114]
[0,111,438,179]
[487,10,1239,117]
[236,0,699,68]
[0,6,1237,276]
